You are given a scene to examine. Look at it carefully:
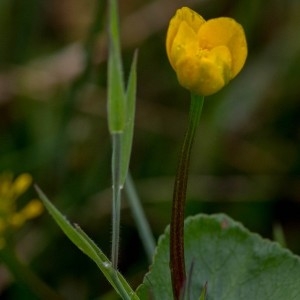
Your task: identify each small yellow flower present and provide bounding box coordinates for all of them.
[0,172,43,248]
[166,7,247,96]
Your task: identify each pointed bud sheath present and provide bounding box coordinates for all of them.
[166,7,247,96]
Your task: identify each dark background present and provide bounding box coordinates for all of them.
[0,0,299,299]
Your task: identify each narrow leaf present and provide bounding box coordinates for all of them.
[199,282,207,300]
[121,50,138,185]
[75,225,140,300]
[107,0,126,133]
[35,185,139,300]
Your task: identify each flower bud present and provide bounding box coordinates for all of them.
[166,7,247,96]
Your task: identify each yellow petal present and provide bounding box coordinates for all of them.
[19,199,44,220]
[0,173,14,200]
[166,7,205,69]
[166,7,247,96]
[176,7,205,33]
[176,46,232,96]
[10,212,25,227]
[197,17,247,78]
[13,173,32,197]
[10,200,43,227]
[168,21,198,69]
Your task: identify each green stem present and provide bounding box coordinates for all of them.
[170,94,204,300]
[0,246,64,300]
[125,173,155,263]
[111,133,122,268]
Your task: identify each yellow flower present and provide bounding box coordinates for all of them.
[0,172,43,248]
[166,7,247,96]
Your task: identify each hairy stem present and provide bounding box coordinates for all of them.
[111,133,122,268]
[170,94,204,300]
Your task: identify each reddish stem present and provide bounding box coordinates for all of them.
[170,94,204,299]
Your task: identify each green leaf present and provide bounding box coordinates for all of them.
[107,0,126,133]
[199,282,207,300]
[35,185,139,300]
[136,213,300,300]
[120,50,138,185]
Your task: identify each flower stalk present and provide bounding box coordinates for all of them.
[170,93,204,299]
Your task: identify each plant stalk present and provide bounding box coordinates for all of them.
[111,133,122,268]
[170,94,204,300]
[125,173,155,263]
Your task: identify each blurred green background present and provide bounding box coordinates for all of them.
[0,0,300,299]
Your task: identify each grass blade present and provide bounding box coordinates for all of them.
[35,185,139,300]
[107,0,126,133]
[120,50,138,185]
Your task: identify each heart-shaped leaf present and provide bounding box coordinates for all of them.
[137,213,300,300]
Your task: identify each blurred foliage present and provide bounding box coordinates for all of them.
[0,0,299,299]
